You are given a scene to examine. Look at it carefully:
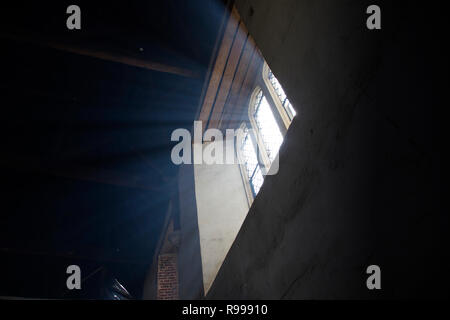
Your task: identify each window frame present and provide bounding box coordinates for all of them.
[247,87,275,172]
[262,62,294,131]
[237,63,295,204]
[236,122,257,206]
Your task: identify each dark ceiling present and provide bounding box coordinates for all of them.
[0,0,227,298]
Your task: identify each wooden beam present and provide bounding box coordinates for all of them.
[207,21,248,129]
[47,42,200,78]
[197,6,240,125]
[0,32,200,78]
[218,34,256,130]
[223,47,263,130]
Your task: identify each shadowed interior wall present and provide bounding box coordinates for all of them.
[207,0,445,299]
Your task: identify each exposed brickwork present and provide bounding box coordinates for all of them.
[157,253,179,300]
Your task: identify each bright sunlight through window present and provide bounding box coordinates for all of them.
[241,130,264,195]
[253,90,284,163]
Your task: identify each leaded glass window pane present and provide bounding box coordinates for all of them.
[241,130,264,195]
[251,165,264,195]
[242,133,258,179]
[268,69,297,119]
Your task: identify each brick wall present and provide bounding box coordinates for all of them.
[157,253,179,300]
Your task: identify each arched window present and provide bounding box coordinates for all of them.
[238,65,296,202]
